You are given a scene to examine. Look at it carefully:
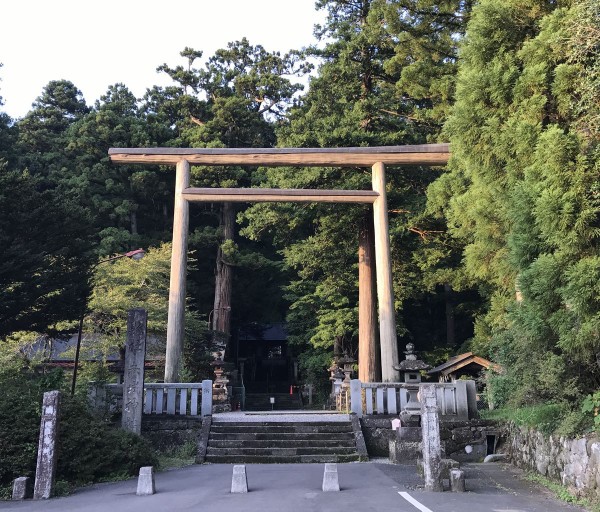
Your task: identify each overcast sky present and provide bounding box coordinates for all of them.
[0,0,324,119]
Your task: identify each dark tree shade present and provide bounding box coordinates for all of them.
[0,167,94,337]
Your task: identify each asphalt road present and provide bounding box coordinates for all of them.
[0,461,588,512]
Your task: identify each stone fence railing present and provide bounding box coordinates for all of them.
[88,380,213,417]
[348,379,477,421]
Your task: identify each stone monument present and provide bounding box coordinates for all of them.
[33,390,61,499]
[122,308,147,434]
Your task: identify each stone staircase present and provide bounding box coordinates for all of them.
[204,420,365,463]
[244,392,302,411]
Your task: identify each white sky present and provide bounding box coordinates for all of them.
[0,0,325,119]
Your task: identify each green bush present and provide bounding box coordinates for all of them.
[57,397,158,484]
[481,403,580,436]
[0,364,157,492]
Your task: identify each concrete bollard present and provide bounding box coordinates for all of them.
[231,465,248,493]
[450,469,466,492]
[12,477,33,500]
[322,463,340,492]
[136,466,156,496]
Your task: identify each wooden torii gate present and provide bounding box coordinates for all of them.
[109,145,450,383]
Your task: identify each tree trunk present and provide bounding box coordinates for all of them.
[358,214,381,382]
[212,202,234,345]
[444,283,455,347]
[130,211,138,236]
[333,335,344,360]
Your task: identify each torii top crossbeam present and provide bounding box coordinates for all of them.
[108,143,450,167]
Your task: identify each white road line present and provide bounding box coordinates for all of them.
[398,491,435,512]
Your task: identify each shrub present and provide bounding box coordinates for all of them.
[0,362,156,492]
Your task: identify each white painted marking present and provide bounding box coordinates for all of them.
[398,491,435,512]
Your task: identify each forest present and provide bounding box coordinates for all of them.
[1,0,599,468]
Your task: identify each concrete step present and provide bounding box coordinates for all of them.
[209,432,354,441]
[202,419,362,464]
[206,446,358,456]
[208,439,356,448]
[210,423,353,434]
[204,453,361,464]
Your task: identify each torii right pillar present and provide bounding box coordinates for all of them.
[372,162,400,382]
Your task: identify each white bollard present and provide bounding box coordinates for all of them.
[231,465,248,493]
[450,469,466,492]
[322,463,340,492]
[136,466,156,496]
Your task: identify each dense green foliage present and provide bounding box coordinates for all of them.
[433,0,600,419]
[0,351,156,495]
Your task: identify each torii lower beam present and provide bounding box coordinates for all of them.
[182,188,379,203]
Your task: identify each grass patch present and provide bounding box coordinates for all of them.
[525,472,600,511]
[480,403,568,434]
[156,441,197,470]
[480,403,593,437]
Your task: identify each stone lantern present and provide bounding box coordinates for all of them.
[393,343,430,383]
[211,352,231,412]
[326,366,343,398]
[337,353,356,385]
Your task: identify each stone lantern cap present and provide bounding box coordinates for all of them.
[210,353,225,367]
[332,367,345,380]
[393,343,430,372]
[337,353,356,365]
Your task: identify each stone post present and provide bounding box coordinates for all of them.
[136,466,156,496]
[122,308,147,434]
[322,463,340,492]
[33,390,61,499]
[201,379,213,417]
[350,379,362,417]
[231,465,248,493]
[420,384,443,492]
[12,477,33,500]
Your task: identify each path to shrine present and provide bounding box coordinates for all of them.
[2,462,587,512]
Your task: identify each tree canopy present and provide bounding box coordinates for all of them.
[1,0,599,429]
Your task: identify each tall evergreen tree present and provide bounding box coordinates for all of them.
[154,42,304,349]
[435,0,600,407]
[241,0,472,380]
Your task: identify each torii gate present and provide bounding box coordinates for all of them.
[109,145,450,383]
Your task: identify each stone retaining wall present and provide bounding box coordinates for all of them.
[508,424,600,497]
[360,416,499,460]
[141,415,203,451]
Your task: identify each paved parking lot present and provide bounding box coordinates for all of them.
[0,461,588,512]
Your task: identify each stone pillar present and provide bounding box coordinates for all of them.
[122,308,147,434]
[420,384,443,492]
[33,391,61,499]
[372,162,400,382]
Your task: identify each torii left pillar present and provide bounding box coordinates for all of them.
[164,159,190,383]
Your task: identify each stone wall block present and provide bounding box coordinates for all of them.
[509,424,600,498]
